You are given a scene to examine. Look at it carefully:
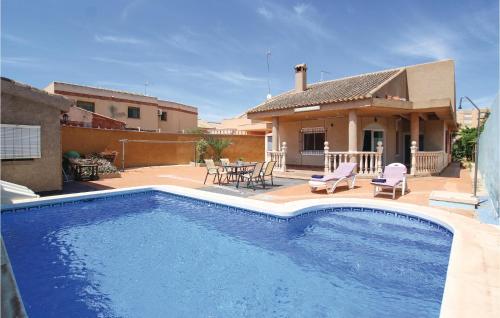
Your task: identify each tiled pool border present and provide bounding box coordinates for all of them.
[1,188,452,236]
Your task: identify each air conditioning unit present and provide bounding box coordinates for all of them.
[157,109,163,116]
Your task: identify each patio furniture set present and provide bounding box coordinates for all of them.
[308,162,408,200]
[204,159,277,190]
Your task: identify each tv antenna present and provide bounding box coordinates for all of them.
[144,81,149,95]
[266,50,272,99]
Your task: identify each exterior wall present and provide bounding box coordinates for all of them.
[1,94,63,192]
[158,105,198,132]
[406,60,456,110]
[423,120,445,151]
[61,127,264,168]
[373,70,408,100]
[276,116,447,167]
[46,83,198,133]
[456,108,490,128]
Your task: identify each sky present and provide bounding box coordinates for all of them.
[1,0,499,121]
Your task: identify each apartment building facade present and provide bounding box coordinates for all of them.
[45,82,198,132]
[456,108,490,128]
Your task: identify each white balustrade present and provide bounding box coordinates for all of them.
[414,151,448,175]
[323,141,383,177]
[410,140,448,175]
[266,141,287,172]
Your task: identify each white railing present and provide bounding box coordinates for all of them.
[206,129,248,135]
[266,142,287,172]
[323,141,383,176]
[410,141,449,175]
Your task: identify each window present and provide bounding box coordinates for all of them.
[303,132,325,151]
[76,100,95,112]
[1,125,41,159]
[160,111,167,121]
[128,106,141,119]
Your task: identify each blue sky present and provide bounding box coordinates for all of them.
[2,0,498,121]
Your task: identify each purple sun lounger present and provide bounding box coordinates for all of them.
[371,163,408,199]
[308,162,357,194]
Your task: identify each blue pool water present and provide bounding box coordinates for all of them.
[2,191,452,317]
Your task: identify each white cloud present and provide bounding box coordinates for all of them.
[392,35,454,60]
[120,0,144,21]
[256,2,332,40]
[1,33,29,45]
[293,3,309,15]
[257,7,273,19]
[204,70,264,85]
[94,35,146,45]
[92,56,264,86]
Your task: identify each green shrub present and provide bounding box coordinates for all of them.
[196,138,209,163]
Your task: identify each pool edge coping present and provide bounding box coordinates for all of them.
[2,185,499,318]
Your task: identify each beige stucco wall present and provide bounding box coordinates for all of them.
[423,120,445,151]
[1,93,64,192]
[406,60,455,110]
[278,116,403,167]
[276,115,449,167]
[373,70,408,100]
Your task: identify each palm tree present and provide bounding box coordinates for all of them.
[207,138,232,162]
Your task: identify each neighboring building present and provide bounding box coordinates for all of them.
[246,60,457,171]
[1,77,72,192]
[198,114,270,135]
[61,106,126,130]
[456,108,490,128]
[44,82,198,132]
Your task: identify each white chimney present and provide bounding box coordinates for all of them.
[294,64,307,92]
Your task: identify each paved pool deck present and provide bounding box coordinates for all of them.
[67,163,477,218]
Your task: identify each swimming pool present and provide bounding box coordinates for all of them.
[2,189,452,317]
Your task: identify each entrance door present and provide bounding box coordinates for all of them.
[404,135,424,165]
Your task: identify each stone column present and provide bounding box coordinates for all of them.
[272,117,279,151]
[411,113,420,150]
[348,110,358,163]
[376,141,383,174]
[281,141,287,172]
[410,140,418,176]
[324,141,331,173]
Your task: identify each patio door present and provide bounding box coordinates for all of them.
[363,129,385,167]
[362,130,384,152]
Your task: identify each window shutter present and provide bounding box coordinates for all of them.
[1,124,41,159]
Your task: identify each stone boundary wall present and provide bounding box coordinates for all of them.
[62,126,264,168]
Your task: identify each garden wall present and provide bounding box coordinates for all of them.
[478,95,499,222]
[61,126,264,168]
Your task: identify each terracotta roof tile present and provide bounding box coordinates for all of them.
[248,68,402,113]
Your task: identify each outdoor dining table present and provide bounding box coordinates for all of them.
[221,162,256,188]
